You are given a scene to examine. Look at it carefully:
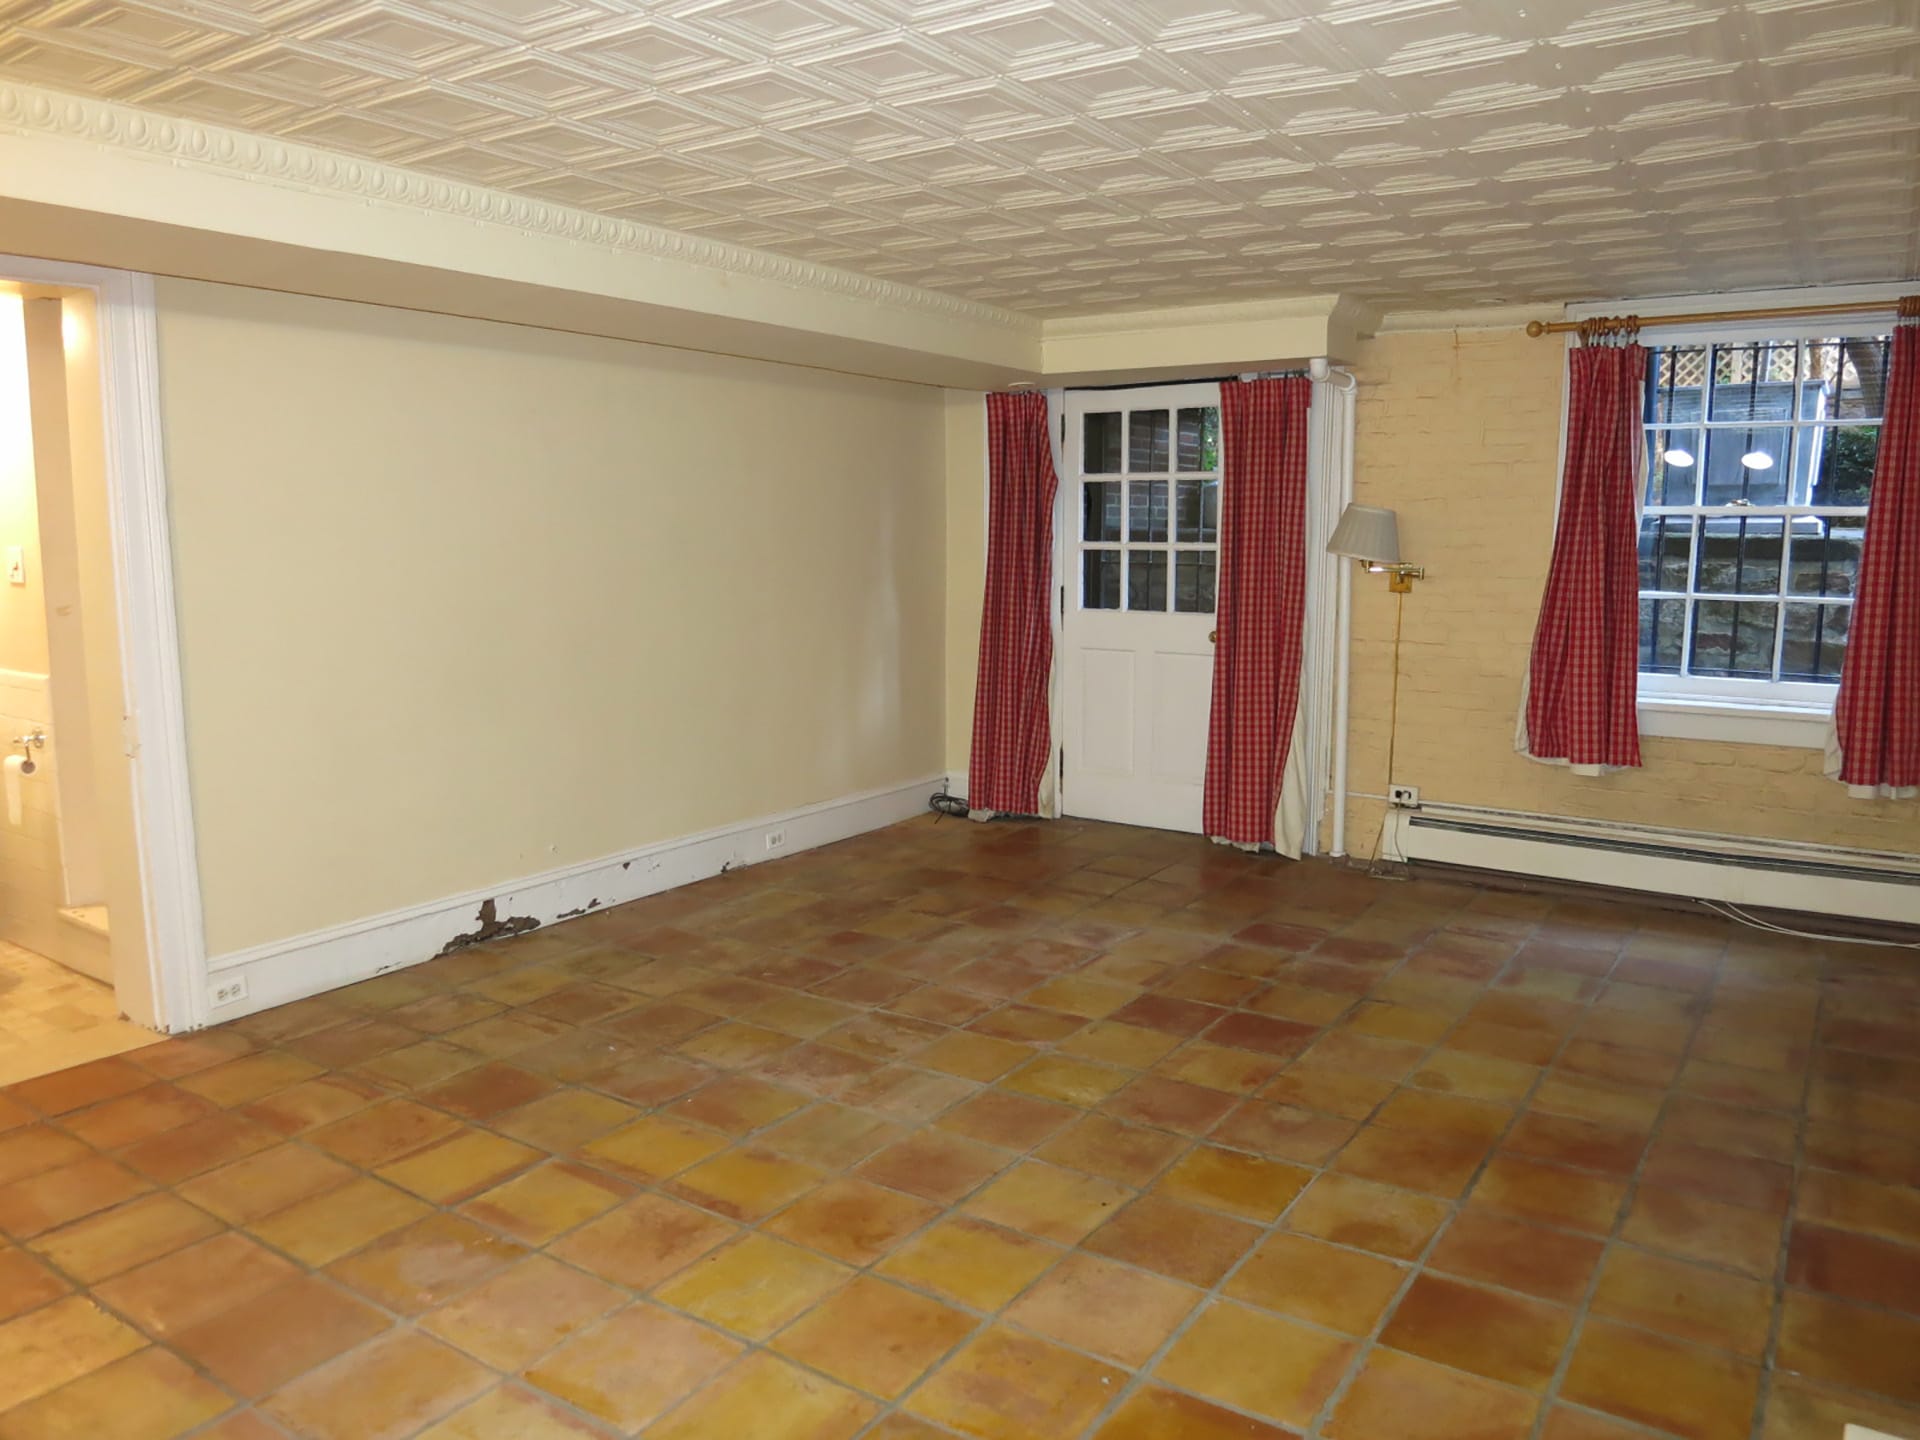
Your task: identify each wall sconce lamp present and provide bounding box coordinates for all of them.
[1327,504,1424,592]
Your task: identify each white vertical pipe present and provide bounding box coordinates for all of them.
[1330,373,1357,857]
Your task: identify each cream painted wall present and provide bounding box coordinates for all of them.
[943,390,985,778]
[0,294,48,675]
[156,280,948,956]
[1336,325,1917,858]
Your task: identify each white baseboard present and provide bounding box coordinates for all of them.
[946,770,967,803]
[202,773,947,1025]
[1386,804,1920,926]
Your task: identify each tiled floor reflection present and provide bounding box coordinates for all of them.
[2,815,1917,1439]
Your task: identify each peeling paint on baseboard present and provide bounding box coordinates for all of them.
[555,899,601,920]
[438,897,540,955]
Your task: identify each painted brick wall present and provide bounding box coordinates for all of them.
[1335,325,1917,859]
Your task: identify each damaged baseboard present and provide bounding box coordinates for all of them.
[200,772,946,1026]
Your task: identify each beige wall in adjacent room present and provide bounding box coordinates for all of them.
[155,280,948,956]
[1334,325,1918,859]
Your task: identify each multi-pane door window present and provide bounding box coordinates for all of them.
[1638,333,1889,701]
[1080,404,1221,613]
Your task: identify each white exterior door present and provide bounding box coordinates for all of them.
[1059,383,1222,833]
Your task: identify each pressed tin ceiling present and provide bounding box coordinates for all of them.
[1,0,1916,316]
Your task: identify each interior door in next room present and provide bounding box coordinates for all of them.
[1060,383,1221,833]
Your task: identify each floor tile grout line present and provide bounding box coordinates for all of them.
[1745,944,1826,1440]
[1068,882,1566,1440]
[1521,931,1727,1440]
[5,824,1918,1440]
[1307,897,1647,1440]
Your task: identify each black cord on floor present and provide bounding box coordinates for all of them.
[929,792,970,819]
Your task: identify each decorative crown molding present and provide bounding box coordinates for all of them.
[0,80,1037,338]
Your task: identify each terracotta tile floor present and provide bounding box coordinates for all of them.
[2,815,1918,1440]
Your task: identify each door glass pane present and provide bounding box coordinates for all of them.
[1129,410,1170,472]
[1637,517,1690,591]
[1082,482,1121,542]
[1638,599,1684,674]
[1787,518,1863,598]
[1806,425,1877,507]
[1780,602,1849,681]
[1702,428,1788,506]
[1177,408,1220,471]
[1175,479,1219,543]
[1689,600,1778,678]
[1127,551,1167,611]
[1082,550,1120,610]
[1128,480,1168,542]
[1175,552,1216,613]
[1084,412,1122,474]
[1645,429,1701,506]
[1694,517,1783,595]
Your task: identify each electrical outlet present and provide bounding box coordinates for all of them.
[209,976,248,1008]
[1388,784,1421,809]
[764,829,788,852]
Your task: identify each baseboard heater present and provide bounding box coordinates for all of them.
[1383,804,1920,927]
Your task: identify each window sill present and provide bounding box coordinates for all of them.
[1637,695,1830,749]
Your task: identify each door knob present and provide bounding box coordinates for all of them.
[1208,630,1217,644]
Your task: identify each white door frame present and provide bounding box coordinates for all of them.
[3,253,206,1034]
[1052,373,1350,853]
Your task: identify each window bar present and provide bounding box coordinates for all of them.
[1738,343,1763,505]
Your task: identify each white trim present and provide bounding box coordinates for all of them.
[1,255,205,1035]
[204,773,947,1023]
[1636,695,1829,749]
[1300,372,1354,856]
[1384,804,1920,926]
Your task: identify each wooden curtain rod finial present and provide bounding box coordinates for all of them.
[1526,319,1547,337]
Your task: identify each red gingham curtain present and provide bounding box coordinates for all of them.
[1202,377,1312,845]
[968,391,1058,816]
[1829,296,1920,798]
[1519,341,1648,769]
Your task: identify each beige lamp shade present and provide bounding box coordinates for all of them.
[1327,504,1402,565]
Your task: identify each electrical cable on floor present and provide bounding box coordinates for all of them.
[928,791,969,819]
[1696,898,1920,949]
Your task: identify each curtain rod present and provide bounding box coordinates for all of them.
[1525,299,1898,338]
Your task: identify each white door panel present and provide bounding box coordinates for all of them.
[1152,652,1213,785]
[1060,383,1221,834]
[1079,648,1135,775]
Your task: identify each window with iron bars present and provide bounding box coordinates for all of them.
[1638,332,1889,707]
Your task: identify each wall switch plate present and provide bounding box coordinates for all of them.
[210,976,248,1007]
[5,547,22,586]
[764,829,788,852]
[1388,784,1421,809]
